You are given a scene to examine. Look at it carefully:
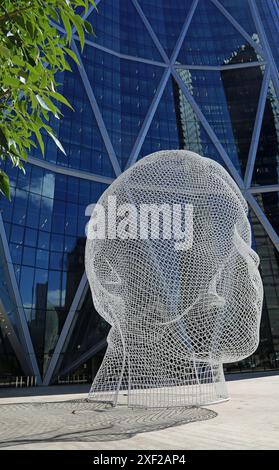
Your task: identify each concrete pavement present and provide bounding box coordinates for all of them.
[0,373,278,450]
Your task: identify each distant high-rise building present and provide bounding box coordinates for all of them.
[0,0,279,385]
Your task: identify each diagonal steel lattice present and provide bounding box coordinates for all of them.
[0,0,277,385]
[40,0,279,385]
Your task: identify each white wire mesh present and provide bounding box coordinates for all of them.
[85,150,263,408]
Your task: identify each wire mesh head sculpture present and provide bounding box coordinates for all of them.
[85,150,263,408]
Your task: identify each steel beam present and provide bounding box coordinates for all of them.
[249,185,279,195]
[246,192,279,251]
[210,0,267,60]
[74,36,167,67]
[43,273,88,385]
[172,68,245,189]
[125,0,199,170]
[131,0,169,63]
[46,0,279,385]
[71,40,122,177]
[244,66,271,188]
[175,61,266,72]
[125,68,171,169]
[248,0,279,99]
[27,156,114,186]
[0,215,42,384]
[170,0,199,66]
[54,339,107,382]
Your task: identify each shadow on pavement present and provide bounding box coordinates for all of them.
[0,400,217,447]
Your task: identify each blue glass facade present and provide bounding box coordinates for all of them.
[1,162,107,376]
[0,0,279,385]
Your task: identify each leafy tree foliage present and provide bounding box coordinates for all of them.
[0,0,95,199]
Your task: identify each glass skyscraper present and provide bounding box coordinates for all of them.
[0,0,278,386]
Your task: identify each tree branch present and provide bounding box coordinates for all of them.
[0,90,11,102]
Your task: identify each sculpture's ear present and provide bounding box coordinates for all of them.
[103,258,122,286]
[92,252,122,286]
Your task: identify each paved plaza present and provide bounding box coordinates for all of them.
[0,373,278,450]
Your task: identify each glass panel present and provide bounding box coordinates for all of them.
[85,0,162,60]
[53,289,109,378]
[225,208,279,372]
[0,325,24,377]
[139,77,181,158]
[177,0,263,66]
[219,0,261,41]
[2,163,108,377]
[250,209,279,361]
[254,192,279,237]
[256,0,279,69]
[29,62,115,178]
[140,0,193,57]
[0,236,21,341]
[177,65,264,177]
[252,80,279,186]
[82,47,164,169]
[140,76,235,171]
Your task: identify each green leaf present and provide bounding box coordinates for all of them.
[47,131,66,155]
[26,20,35,39]
[61,12,72,43]
[42,95,60,114]
[0,170,11,200]
[48,91,73,110]
[0,45,10,58]
[0,128,8,148]
[34,128,45,156]
[84,20,94,35]
[0,0,91,192]
[4,77,20,87]
[49,7,60,22]
[8,138,17,150]
[36,95,51,111]
[64,47,80,65]
[12,56,25,67]
[72,15,85,50]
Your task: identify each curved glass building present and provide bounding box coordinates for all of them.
[0,0,279,386]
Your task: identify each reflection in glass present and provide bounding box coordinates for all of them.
[54,289,109,380]
[1,163,108,376]
[82,47,164,169]
[177,0,261,66]
[140,0,193,57]
[85,0,162,60]
[252,81,279,186]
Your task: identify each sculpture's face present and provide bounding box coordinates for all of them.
[86,151,263,364]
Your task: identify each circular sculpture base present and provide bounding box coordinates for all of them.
[88,362,229,408]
